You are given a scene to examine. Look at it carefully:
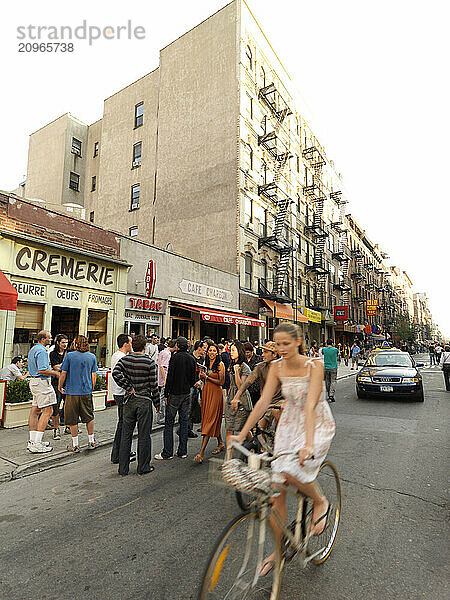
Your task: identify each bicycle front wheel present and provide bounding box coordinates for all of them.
[306,461,342,564]
[199,511,282,600]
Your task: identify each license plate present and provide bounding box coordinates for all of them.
[380,385,393,392]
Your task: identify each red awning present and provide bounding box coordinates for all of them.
[261,299,308,323]
[0,270,18,311]
[173,303,266,328]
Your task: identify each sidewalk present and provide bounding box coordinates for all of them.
[0,365,356,483]
[0,405,164,483]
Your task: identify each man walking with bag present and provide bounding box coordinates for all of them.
[155,337,196,460]
[320,339,339,402]
[112,335,159,476]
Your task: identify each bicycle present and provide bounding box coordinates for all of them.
[234,404,280,512]
[199,441,342,600]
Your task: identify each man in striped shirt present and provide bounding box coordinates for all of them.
[112,334,159,476]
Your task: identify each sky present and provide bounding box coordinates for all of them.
[1,0,449,336]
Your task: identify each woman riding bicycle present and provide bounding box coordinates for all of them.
[229,322,336,575]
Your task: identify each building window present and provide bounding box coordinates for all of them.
[246,45,253,71]
[89,211,94,223]
[130,183,140,210]
[297,276,302,298]
[129,226,138,238]
[135,102,143,128]
[244,252,253,290]
[260,259,268,289]
[296,156,300,173]
[260,66,266,88]
[244,196,253,225]
[93,142,99,157]
[243,143,253,172]
[132,142,142,167]
[69,172,80,191]
[72,138,82,156]
[246,93,253,120]
[91,175,96,191]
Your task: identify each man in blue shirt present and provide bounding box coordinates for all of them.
[351,342,361,370]
[320,339,339,402]
[27,330,58,453]
[59,335,98,453]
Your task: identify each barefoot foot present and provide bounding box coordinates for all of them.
[260,553,276,577]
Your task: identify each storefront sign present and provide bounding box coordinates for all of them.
[125,311,161,324]
[179,279,233,303]
[201,312,265,328]
[366,299,379,316]
[55,287,81,302]
[127,296,165,313]
[11,281,46,299]
[14,245,116,289]
[87,293,113,307]
[301,307,322,323]
[334,306,349,322]
[145,260,156,298]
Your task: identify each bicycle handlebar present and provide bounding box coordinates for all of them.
[227,440,314,462]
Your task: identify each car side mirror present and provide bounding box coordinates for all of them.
[416,362,424,368]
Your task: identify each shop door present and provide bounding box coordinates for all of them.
[172,319,193,341]
[87,309,108,367]
[51,307,80,345]
[13,302,44,357]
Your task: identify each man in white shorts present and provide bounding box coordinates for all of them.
[27,330,58,453]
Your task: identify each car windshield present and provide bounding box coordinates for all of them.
[369,353,413,368]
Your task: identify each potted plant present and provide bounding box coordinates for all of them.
[2,380,33,428]
[92,375,107,412]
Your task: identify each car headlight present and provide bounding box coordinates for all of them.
[402,377,417,384]
[357,376,372,383]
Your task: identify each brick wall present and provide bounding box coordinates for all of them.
[0,194,120,258]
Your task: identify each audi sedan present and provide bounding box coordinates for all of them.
[356,351,425,402]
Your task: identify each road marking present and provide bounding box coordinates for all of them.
[96,496,141,518]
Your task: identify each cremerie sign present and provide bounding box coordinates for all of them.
[14,245,116,290]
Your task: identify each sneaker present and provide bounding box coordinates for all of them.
[154,453,173,460]
[87,440,96,450]
[177,454,188,458]
[28,441,53,453]
[64,427,71,435]
[67,444,80,453]
[53,428,61,440]
[130,451,136,462]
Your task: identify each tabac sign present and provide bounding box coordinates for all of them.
[13,244,116,291]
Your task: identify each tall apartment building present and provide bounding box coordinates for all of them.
[22,0,426,342]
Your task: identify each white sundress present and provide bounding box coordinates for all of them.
[272,358,336,484]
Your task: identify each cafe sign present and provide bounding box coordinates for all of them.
[14,244,116,290]
[179,279,233,303]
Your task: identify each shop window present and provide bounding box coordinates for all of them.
[130,183,140,210]
[244,252,253,290]
[91,175,96,191]
[69,172,80,191]
[72,137,82,156]
[87,309,108,367]
[134,102,143,128]
[93,141,99,157]
[132,142,142,167]
[13,302,44,357]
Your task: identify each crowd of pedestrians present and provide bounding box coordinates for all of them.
[11,329,449,460]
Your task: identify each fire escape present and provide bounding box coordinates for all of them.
[257,82,294,303]
[330,190,350,311]
[303,146,330,310]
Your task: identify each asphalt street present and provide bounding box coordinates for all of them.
[1,357,448,600]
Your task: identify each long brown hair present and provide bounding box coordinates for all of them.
[73,335,90,353]
[274,322,306,354]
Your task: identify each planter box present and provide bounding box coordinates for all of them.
[92,390,106,412]
[3,401,32,428]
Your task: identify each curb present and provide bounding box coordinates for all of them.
[0,423,165,483]
[337,372,358,380]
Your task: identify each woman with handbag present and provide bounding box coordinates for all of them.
[225,341,251,448]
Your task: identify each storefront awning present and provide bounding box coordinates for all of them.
[261,299,308,323]
[0,270,18,311]
[173,303,266,328]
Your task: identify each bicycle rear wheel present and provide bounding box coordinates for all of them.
[306,461,342,564]
[199,511,282,600]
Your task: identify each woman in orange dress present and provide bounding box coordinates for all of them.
[194,342,225,464]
